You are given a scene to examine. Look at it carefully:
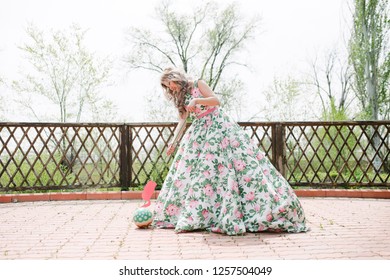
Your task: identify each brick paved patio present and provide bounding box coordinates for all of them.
[0,198,389,260]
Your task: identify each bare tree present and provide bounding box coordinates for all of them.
[308,49,353,120]
[12,23,112,123]
[260,76,313,121]
[125,0,260,120]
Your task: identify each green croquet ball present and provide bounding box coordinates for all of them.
[132,207,153,228]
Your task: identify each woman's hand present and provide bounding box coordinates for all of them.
[186,99,197,112]
[166,142,176,156]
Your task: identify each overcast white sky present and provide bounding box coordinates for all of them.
[0,0,351,122]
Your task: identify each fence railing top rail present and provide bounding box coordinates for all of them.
[1,120,389,127]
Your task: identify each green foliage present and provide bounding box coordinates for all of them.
[0,152,75,190]
[262,76,307,121]
[349,0,390,120]
[321,97,349,121]
[0,151,120,191]
[286,123,369,184]
[12,23,112,122]
[131,142,172,190]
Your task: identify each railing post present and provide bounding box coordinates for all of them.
[128,125,133,188]
[272,123,286,177]
[119,125,130,191]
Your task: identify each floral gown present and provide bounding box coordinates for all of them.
[152,81,308,235]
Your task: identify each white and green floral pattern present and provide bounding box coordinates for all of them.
[152,82,308,235]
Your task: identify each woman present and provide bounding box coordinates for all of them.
[152,67,308,235]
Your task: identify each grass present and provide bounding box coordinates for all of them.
[1,152,387,194]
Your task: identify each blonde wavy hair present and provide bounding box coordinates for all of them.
[160,67,191,117]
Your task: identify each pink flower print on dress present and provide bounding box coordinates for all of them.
[205,153,215,161]
[192,141,199,149]
[174,180,183,188]
[231,181,239,193]
[204,184,214,196]
[155,221,165,227]
[212,227,222,233]
[274,195,280,202]
[266,213,273,222]
[206,119,213,127]
[202,209,209,219]
[245,191,255,201]
[175,160,180,169]
[243,176,252,183]
[256,152,264,160]
[185,133,191,140]
[277,187,283,195]
[195,107,201,114]
[279,207,286,213]
[234,225,240,233]
[214,202,221,209]
[254,204,260,212]
[228,163,233,169]
[234,209,243,219]
[218,164,224,173]
[187,216,194,222]
[261,178,267,185]
[166,204,179,216]
[192,88,200,98]
[186,166,192,173]
[247,148,254,155]
[204,142,210,149]
[231,139,240,148]
[233,159,246,171]
[263,169,270,176]
[155,202,163,214]
[258,224,265,231]
[189,200,199,208]
[203,170,211,178]
[221,138,229,149]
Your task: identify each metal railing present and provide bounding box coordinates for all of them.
[0,121,389,191]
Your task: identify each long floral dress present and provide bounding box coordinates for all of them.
[152,81,308,235]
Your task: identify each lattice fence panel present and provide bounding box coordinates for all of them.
[0,124,120,191]
[1,121,388,191]
[129,123,179,187]
[284,123,390,187]
[239,122,273,161]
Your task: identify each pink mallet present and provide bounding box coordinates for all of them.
[141,181,157,208]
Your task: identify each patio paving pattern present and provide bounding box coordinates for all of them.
[0,197,389,260]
